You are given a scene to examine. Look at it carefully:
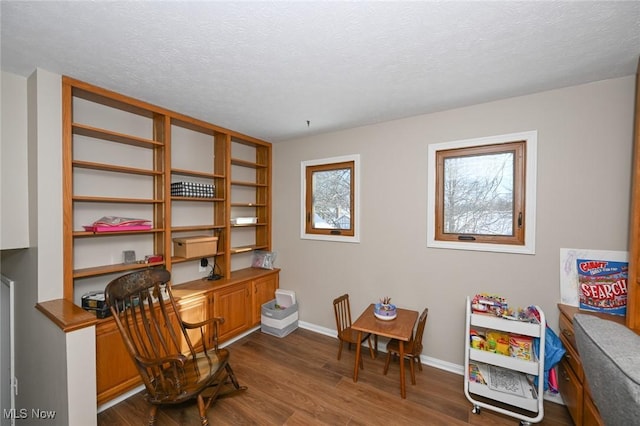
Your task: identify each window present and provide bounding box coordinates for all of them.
[301,155,360,242]
[427,131,537,254]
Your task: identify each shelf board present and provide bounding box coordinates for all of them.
[468,348,540,375]
[231,181,268,188]
[72,122,162,149]
[73,227,164,237]
[171,256,195,264]
[73,160,162,176]
[231,223,266,228]
[467,380,539,413]
[71,84,157,119]
[470,313,541,337]
[35,299,98,332]
[171,196,223,202]
[170,117,219,136]
[73,261,165,279]
[231,158,267,168]
[230,244,267,254]
[171,225,223,232]
[73,196,163,204]
[171,252,224,264]
[171,168,224,179]
[230,203,266,207]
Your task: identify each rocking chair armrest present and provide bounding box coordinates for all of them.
[134,353,188,369]
[182,316,225,330]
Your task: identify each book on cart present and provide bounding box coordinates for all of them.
[469,362,536,398]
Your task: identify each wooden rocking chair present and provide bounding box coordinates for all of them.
[105,268,246,426]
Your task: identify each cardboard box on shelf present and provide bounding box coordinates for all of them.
[173,235,218,259]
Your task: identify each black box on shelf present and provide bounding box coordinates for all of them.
[86,305,111,319]
[82,291,106,310]
[81,291,113,318]
[171,181,215,198]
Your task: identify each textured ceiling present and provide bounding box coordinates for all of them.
[2,1,639,142]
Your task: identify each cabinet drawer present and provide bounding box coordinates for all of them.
[559,312,577,350]
[559,357,583,426]
[559,331,584,382]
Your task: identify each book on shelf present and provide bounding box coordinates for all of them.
[83,216,152,232]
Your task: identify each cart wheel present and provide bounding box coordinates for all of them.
[519,421,531,426]
[471,405,481,414]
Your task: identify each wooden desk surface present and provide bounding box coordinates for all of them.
[558,303,626,325]
[352,304,418,341]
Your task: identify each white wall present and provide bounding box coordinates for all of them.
[0,69,96,425]
[29,69,63,302]
[273,76,636,367]
[1,72,29,249]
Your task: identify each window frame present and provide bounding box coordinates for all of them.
[300,154,360,243]
[427,131,537,254]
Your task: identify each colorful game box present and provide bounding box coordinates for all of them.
[577,258,628,316]
[509,334,533,361]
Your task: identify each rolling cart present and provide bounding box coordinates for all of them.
[464,296,546,425]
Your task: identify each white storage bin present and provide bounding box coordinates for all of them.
[261,299,298,338]
[275,289,296,307]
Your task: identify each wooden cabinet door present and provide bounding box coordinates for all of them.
[558,357,583,426]
[213,282,251,342]
[177,294,208,353]
[95,319,141,405]
[583,394,605,426]
[252,272,279,325]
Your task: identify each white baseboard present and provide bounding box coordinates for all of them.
[97,385,144,413]
[298,321,463,374]
[544,390,565,405]
[298,320,335,337]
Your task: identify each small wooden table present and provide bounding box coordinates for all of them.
[352,304,418,398]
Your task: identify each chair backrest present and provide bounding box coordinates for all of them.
[411,308,429,355]
[333,294,352,334]
[104,268,202,398]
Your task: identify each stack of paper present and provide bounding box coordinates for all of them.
[83,216,152,232]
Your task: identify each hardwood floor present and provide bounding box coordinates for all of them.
[98,328,573,425]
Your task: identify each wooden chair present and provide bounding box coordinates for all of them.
[333,294,376,365]
[104,268,246,426]
[383,307,428,385]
